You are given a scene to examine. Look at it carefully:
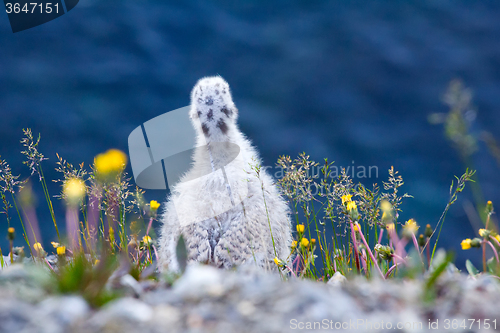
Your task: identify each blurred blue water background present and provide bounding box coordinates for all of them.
[1,0,500,267]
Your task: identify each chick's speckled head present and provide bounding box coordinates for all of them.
[189,76,238,139]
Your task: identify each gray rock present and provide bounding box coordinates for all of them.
[173,264,231,299]
[38,295,90,327]
[0,264,50,303]
[0,299,62,333]
[92,297,153,326]
[1,259,500,332]
[114,274,144,297]
[327,271,347,287]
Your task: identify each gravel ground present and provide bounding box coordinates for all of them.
[1,261,499,333]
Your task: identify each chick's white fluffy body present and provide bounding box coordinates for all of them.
[158,76,291,271]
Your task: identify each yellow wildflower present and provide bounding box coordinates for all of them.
[386,223,395,232]
[310,238,316,245]
[94,149,128,177]
[402,219,419,237]
[461,238,471,250]
[341,194,352,205]
[405,219,418,231]
[496,235,500,243]
[418,234,425,247]
[478,228,490,238]
[57,246,66,256]
[486,200,494,214]
[51,242,60,248]
[296,224,305,233]
[380,200,392,212]
[347,201,359,220]
[352,224,360,232]
[274,257,285,268]
[94,259,100,266]
[7,227,14,241]
[33,242,43,253]
[149,200,160,211]
[380,200,393,223]
[424,224,433,237]
[291,240,298,248]
[63,178,86,205]
[143,235,152,245]
[301,238,309,247]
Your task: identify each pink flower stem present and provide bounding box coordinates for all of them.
[349,222,361,273]
[146,217,154,236]
[356,225,385,279]
[23,206,42,255]
[285,265,297,278]
[491,236,500,248]
[411,233,421,254]
[44,258,55,272]
[293,254,302,273]
[378,228,384,245]
[426,244,430,268]
[389,228,406,264]
[86,193,100,250]
[66,206,80,251]
[411,233,425,270]
[385,264,397,279]
[487,241,499,263]
[359,249,367,272]
[483,241,487,272]
[152,245,159,262]
[392,253,407,264]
